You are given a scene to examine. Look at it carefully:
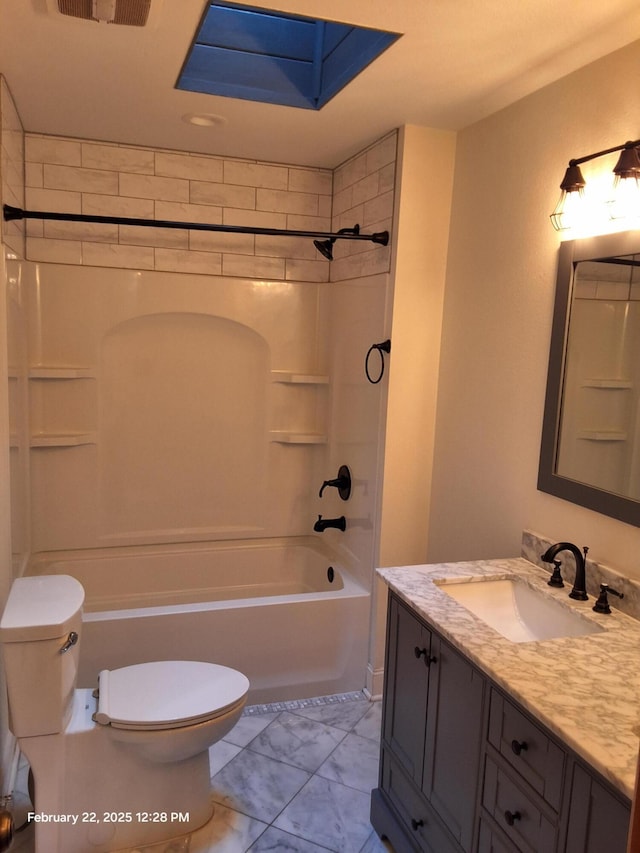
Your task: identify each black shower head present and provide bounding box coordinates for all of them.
[313,238,335,261]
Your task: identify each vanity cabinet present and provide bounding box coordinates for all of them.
[371,592,631,853]
[565,765,630,853]
[374,595,485,852]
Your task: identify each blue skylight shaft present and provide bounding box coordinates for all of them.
[176,2,401,110]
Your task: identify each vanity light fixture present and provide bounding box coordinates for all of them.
[550,138,640,231]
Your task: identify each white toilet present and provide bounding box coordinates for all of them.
[0,575,250,853]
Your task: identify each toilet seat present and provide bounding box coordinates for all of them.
[94,660,250,731]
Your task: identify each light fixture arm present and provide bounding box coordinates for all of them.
[567,138,640,169]
[551,137,640,231]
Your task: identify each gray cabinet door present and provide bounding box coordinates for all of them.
[383,596,432,784]
[423,635,485,852]
[565,764,629,853]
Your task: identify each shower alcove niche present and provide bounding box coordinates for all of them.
[99,312,268,539]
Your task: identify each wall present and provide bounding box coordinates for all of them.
[0,76,24,790]
[427,40,640,577]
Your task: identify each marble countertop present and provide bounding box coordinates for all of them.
[378,557,640,800]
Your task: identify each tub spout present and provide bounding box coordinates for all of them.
[314,515,346,533]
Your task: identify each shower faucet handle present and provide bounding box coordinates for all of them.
[319,465,352,500]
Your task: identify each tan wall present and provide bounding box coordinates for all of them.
[427,40,640,577]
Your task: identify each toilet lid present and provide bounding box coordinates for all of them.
[94,661,250,731]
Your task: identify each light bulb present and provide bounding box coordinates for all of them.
[550,188,586,231]
[608,174,640,223]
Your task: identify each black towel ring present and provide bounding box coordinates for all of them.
[365,339,391,384]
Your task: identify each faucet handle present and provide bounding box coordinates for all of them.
[592,583,624,614]
[547,560,565,588]
[318,465,352,500]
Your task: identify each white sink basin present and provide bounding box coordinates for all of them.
[437,577,605,643]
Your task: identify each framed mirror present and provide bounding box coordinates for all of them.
[538,229,640,526]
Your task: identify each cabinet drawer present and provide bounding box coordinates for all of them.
[381,749,459,853]
[477,818,521,853]
[482,756,558,853]
[488,689,565,811]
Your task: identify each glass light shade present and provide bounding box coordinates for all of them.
[550,188,586,231]
[608,173,640,223]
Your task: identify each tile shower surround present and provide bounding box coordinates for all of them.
[0,77,25,259]
[20,131,395,283]
[11,693,392,853]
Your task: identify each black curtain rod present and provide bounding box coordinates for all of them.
[3,205,389,247]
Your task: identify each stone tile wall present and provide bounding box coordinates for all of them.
[24,135,334,282]
[330,131,396,282]
[0,76,25,259]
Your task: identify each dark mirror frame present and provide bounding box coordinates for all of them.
[538,229,640,527]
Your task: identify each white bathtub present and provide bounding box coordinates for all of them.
[26,537,371,704]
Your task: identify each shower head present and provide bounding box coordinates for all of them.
[313,225,361,261]
[313,238,335,261]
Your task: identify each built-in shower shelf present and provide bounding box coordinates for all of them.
[269,431,327,444]
[30,432,97,447]
[270,371,329,384]
[578,430,627,442]
[582,378,632,389]
[29,366,94,379]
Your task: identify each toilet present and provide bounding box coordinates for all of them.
[0,575,250,853]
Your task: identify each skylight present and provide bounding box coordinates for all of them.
[176,2,401,110]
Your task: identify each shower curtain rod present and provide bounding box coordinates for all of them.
[3,205,389,249]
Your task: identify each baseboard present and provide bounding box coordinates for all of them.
[365,663,384,700]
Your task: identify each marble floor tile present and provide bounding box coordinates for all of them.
[247,825,333,852]
[211,748,310,824]
[11,694,390,853]
[359,829,395,853]
[209,740,243,776]
[247,712,347,773]
[352,703,382,742]
[185,802,267,853]
[274,774,373,853]
[289,698,372,732]
[223,712,280,748]
[315,732,380,794]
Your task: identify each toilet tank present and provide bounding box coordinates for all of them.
[0,575,84,737]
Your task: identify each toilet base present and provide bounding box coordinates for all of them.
[20,691,215,853]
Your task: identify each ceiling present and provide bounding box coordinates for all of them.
[2,0,640,169]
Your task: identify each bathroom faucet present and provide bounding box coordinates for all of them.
[319,465,352,500]
[313,515,346,533]
[541,542,589,601]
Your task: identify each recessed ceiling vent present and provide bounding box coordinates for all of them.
[57,0,151,25]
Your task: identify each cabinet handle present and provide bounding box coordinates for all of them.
[511,739,528,756]
[411,818,424,831]
[413,647,437,665]
[504,810,522,827]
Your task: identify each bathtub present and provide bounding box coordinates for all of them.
[26,537,371,704]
